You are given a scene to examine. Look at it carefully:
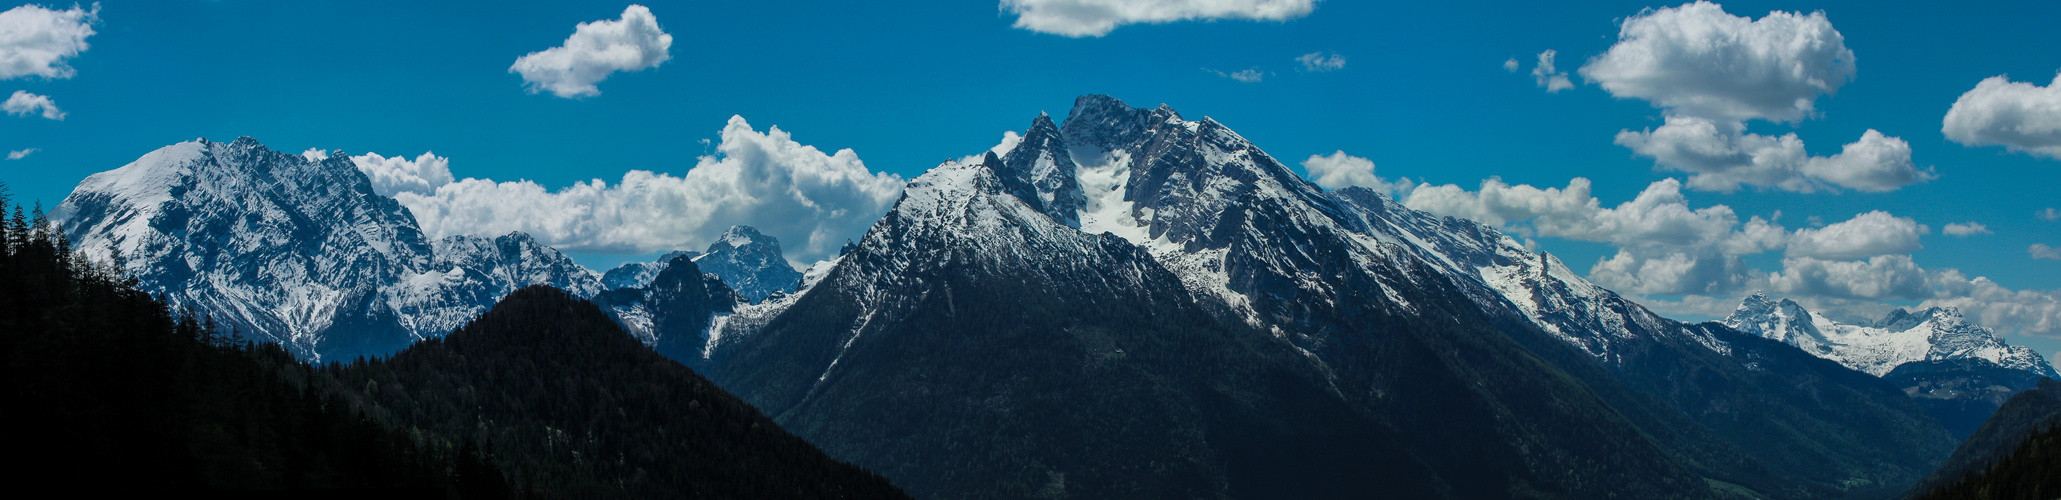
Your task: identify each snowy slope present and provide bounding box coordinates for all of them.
[53,137,602,361]
[1055,95,1715,364]
[1724,293,2058,378]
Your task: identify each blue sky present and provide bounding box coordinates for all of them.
[3,0,2059,351]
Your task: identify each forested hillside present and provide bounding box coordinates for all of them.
[1907,378,2061,500]
[0,190,504,495]
[325,285,907,499]
[1,187,905,498]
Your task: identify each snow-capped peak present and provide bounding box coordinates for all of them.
[1723,294,2058,378]
[719,225,762,248]
[694,225,802,302]
[54,137,604,361]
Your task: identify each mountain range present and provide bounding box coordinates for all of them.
[701,96,1957,499]
[50,140,801,362]
[46,95,2061,498]
[1724,293,2057,438]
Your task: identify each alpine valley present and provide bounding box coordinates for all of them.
[36,95,2060,499]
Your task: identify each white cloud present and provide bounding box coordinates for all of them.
[1301,150,1405,193]
[1576,2,1928,193]
[1924,270,2061,336]
[1766,255,1931,301]
[6,147,35,160]
[1589,248,1754,295]
[1615,116,1932,192]
[1942,222,1990,237]
[1503,58,1519,72]
[1296,51,1345,72]
[1942,74,2061,160]
[1786,210,1926,260]
[1530,50,1572,93]
[2033,244,2061,261]
[3,90,61,119]
[2042,208,2061,221]
[0,3,97,80]
[1207,67,1266,82]
[300,148,329,162]
[385,115,904,264]
[509,5,671,98]
[1406,178,1747,248]
[1404,177,1792,295]
[1578,1,1854,123]
[958,130,1023,164]
[351,152,456,198]
[1799,129,1933,191]
[1000,0,1316,37]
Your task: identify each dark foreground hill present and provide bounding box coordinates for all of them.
[324,285,907,499]
[1,190,905,498]
[0,196,487,494]
[1906,378,2061,499]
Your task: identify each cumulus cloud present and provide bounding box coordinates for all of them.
[3,90,61,119]
[0,3,98,80]
[2042,208,2061,221]
[1530,50,1572,93]
[1578,2,1926,193]
[1765,255,1931,301]
[1301,151,1406,193]
[1589,248,1754,295]
[1578,1,1853,123]
[509,5,671,98]
[383,115,904,264]
[351,152,456,198]
[1942,222,1990,237]
[1799,129,1933,191]
[1407,178,1745,248]
[1296,51,1345,72]
[1614,116,1932,193]
[1942,74,2061,160]
[2034,244,2061,261]
[6,148,34,160]
[1786,210,1926,260]
[1001,0,1316,37]
[1923,270,2061,336]
[1206,67,1266,82]
[1403,177,1796,295]
[958,130,1023,164]
[1503,58,1519,72]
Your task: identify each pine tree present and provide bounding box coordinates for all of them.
[7,205,25,253]
[0,181,11,257]
[29,201,46,242]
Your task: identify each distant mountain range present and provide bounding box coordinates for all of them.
[1725,293,2057,438]
[51,95,2061,498]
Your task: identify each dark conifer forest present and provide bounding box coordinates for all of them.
[0,187,907,498]
[0,189,490,493]
[1907,378,2061,500]
[323,285,909,499]
[1909,423,2061,500]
